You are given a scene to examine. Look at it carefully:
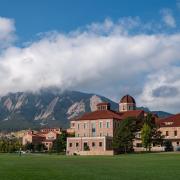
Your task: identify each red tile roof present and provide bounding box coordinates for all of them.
[119,110,144,119]
[75,110,144,121]
[160,114,180,127]
[97,102,110,106]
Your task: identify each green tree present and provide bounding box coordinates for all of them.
[141,123,151,151]
[24,143,34,152]
[0,137,22,153]
[34,143,45,152]
[52,132,67,153]
[113,117,139,153]
[144,113,154,128]
[141,113,163,151]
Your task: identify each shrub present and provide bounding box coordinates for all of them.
[163,140,173,152]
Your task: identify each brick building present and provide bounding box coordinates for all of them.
[159,114,180,150]
[22,128,62,150]
[66,95,144,155]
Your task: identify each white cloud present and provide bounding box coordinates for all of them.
[160,9,176,28]
[139,66,180,113]
[0,17,16,48]
[0,17,180,113]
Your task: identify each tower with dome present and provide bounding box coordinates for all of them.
[119,94,136,112]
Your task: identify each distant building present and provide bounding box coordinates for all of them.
[159,114,180,150]
[22,128,62,150]
[66,95,144,155]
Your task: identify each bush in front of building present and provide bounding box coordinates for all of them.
[163,140,173,152]
[23,142,45,152]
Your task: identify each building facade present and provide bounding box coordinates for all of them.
[66,95,144,155]
[22,128,62,150]
[159,114,180,150]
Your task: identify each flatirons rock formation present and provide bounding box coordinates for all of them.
[0,90,172,131]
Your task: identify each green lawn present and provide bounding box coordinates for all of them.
[0,153,180,180]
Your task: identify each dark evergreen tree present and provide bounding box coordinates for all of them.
[113,117,139,153]
[52,132,67,153]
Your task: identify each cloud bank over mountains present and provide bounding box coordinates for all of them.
[0,15,180,113]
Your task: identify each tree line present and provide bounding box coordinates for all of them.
[0,137,22,153]
[0,131,73,153]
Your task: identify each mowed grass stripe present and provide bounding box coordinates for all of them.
[0,153,180,180]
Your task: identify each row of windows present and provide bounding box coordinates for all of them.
[77,121,111,129]
[69,142,103,148]
[166,130,178,137]
[122,105,135,110]
[76,132,109,137]
[97,105,108,110]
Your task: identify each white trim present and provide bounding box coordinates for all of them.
[66,138,69,154]
[104,136,106,151]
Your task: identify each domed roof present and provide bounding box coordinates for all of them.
[120,95,136,104]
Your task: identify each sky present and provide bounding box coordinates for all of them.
[0,0,180,113]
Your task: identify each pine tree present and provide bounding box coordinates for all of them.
[113,117,139,153]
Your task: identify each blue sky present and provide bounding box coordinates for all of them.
[0,0,180,113]
[0,0,179,43]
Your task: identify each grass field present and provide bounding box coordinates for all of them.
[0,153,180,180]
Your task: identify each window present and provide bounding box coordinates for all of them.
[78,123,80,130]
[177,142,179,146]
[69,143,72,147]
[174,130,177,136]
[106,121,110,128]
[136,143,142,147]
[76,143,79,147]
[84,143,89,151]
[99,121,102,128]
[83,123,85,129]
[99,142,102,147]
[91,122,96,137]
[166,131,169,136]
[100,133,102,137]
[92,122,96,128]
[92,142,95,147]
[84,133,86,137]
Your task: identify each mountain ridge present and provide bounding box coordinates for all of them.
[0,90,172,131]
